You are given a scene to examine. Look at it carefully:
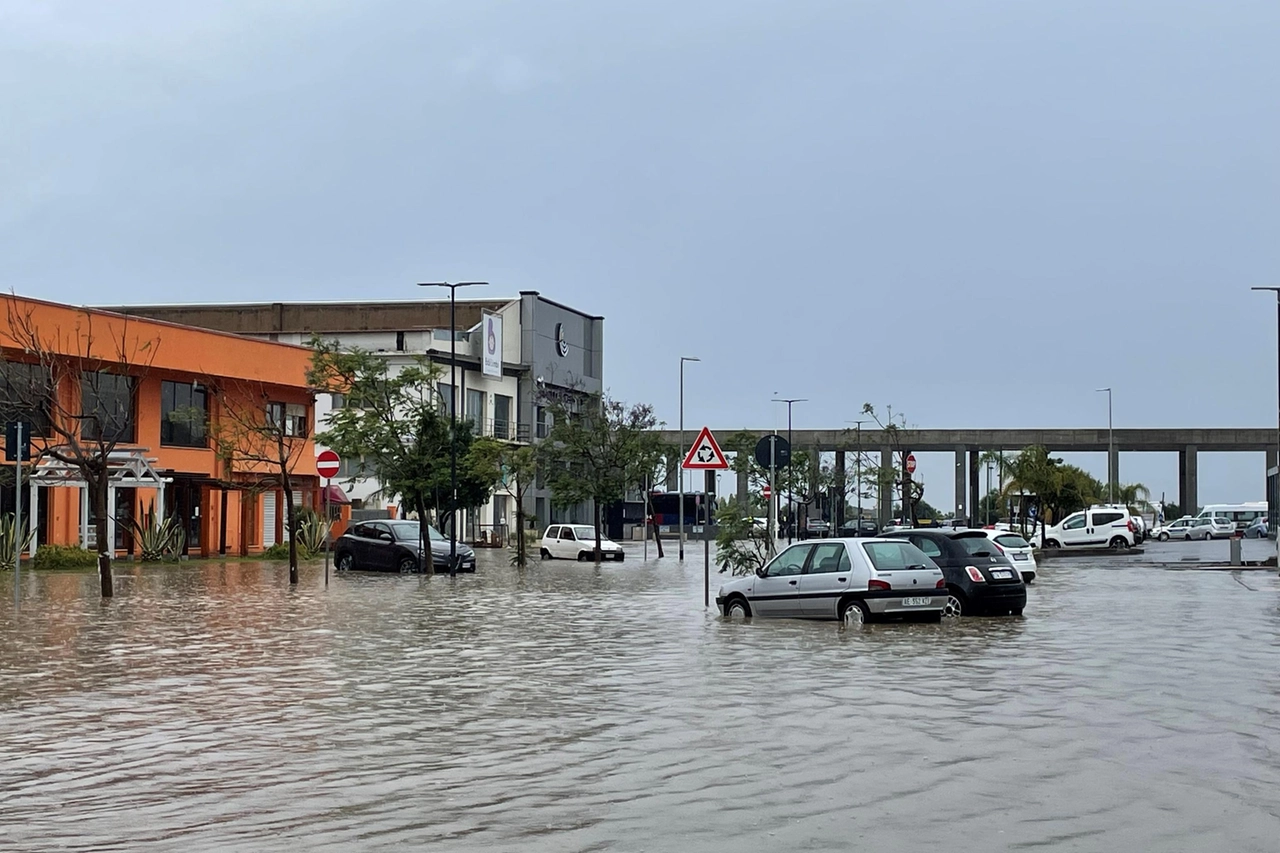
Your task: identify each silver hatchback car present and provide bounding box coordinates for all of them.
[716,538,947,626]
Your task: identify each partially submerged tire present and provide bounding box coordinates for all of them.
[1045,539,1061,549]
[540,548,553,560]
[941,590,966,619]
[838,599,868,628]
[1109,536,1128,550]
[336,552,353,572]
[398,556,418,573]
[725,596,751,620]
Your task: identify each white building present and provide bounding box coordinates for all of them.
[110,292,605,539]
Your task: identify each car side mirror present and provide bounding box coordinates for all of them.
[755,567,767,578]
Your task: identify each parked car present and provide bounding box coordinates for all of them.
[1245,516,1270,539]
[1193,516,1235,540]
[802,518,831,539]
[334,520,476,573]
[892,530,1027,618]
[1034,507,1137,550]
[540,524,625,561]
[839,519,880,538]
[1152,516,1195,541]
[961,529,1037,583]
[716,538,946,626]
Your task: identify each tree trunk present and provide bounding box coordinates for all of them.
[647,492,665,558]
[593,500,603,565]
[416,494,433,575]
[513,482,527,569]
[93,473,113,598]
[283,480,298,585]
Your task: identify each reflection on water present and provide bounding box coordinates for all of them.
[2,553,1280,852]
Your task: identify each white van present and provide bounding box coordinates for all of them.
[1035,507,1137,550]
[1195,503,1268,532]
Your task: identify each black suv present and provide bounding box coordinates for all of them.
[889,529,1026,617]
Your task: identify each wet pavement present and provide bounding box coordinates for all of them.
[2,549,1280,852]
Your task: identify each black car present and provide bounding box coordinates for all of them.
[839,519,880,538]
[334,520,476,573]
[889,529,1026,617]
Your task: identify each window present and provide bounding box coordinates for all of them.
[1062,514,1087,530]
[766,544,811,576]
[81,372,135,443]
[437,382,455,417]
[560,528,576,541]
[956,537,1000,558]
[494,394,512,440]
[806,543,846,574]
[267,402,308,437]
[0,362,52,436]
[995,534,1031,549]
[863,541,936,571]
[908,536,944,558]
[395,331,406,352]
[1091,512,1124,526]
[160,381,208,447]
[351,524,373,539]
[465,388,483,430]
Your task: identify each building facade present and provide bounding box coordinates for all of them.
[0,294,321,558]
[110,292,604,536]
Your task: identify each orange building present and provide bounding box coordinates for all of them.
[0,293,324,558]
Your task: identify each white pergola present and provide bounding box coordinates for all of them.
[27,448,173,552]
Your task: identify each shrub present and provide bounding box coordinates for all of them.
[129,503,186,562]
[32,545,99,571]
[0,513,35,571]
[261,543,293,561]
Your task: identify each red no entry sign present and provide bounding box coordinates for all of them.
[905,453,917,475]
[762,484,772,500]
[316,449,341,479]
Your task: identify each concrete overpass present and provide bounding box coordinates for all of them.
[654,428,1278,526]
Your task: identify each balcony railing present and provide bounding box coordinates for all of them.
[476,418,533,443]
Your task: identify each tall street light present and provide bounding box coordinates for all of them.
[419,280,488,576]
[847,419,868,528]
[1251,286,1280,545]
[678,356,700,560]
[1096,387,1114,504]
[773,397,806,544]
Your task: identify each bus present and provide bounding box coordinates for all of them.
[648,492,715,527]
[1195,502,1268,531]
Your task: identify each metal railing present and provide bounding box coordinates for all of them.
[479,419,533,443]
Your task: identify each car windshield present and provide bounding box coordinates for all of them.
[994,534,1030,549]
[570,526,602,540]
[387,521,444,541]
[956,537,1000,558]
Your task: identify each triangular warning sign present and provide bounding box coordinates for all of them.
[682,426,730,470]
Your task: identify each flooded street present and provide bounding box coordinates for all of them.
[2,549,1280,852]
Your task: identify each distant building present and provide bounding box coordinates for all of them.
[108,292,605,537]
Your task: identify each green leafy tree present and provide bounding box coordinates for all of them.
[537,393,664,564]
[860,404,925,525]
[308,338,502,574]
[714,503,772,576]
[472,442,537,567]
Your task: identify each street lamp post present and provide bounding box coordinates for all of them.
[847,419,868,529]
[773,398,806,544]
[985,460,994,525]
[1251,286,1280,548]
[419,280,488,576]
[678,356,700,560]
[1096,387,1114,504]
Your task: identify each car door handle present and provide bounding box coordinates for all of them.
[788,580,798,586]
[836,577,846,582]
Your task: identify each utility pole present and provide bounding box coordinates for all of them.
[773,398,806,544]
[419,280,488,576]
[1096,387,1114,504]
[1251,287,1280,553]
[678,356,699,560]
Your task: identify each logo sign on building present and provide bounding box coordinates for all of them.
[316,449,341,479]
[482,312,502,378]
[682,426,729,470]
[554,322,569,358]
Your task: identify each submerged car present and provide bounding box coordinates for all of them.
[334,520,476,573]
[893,529,1027,618]
[540,524,625,561]
[717,538,946,626]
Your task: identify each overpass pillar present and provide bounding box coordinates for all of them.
[954,450,966,521]
[736,462,749,511]
[666,456,678,492]
[1179,446,1199,513]
[1267,449,1278,507]
[809,447,821,521]
[879,446,892,526]
[969,450,981,526]
[1109,447,1120,497]
[834,450,846,531]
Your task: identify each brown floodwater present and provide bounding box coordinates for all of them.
[1,549,1279,852]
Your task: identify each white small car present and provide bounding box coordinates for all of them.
[961,529,1037,583]
[716,537,946,626]
[540,524,625,561]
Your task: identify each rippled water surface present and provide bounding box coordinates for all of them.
[2,549,1280,852]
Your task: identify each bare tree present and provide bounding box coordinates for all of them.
[0,298,160,598]
[210,378,312,584]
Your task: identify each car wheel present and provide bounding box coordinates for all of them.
[540,548,553,560]
[941,590,966,619]
[1158,533,1169,542]
[1184,533,1192,541]
[1012,608,1024,617]
[578,550,593,562]
[398,556,418,573]
[838,599,868,627]
[1109,536,1128,550]
[1045,539,1061,549]
[336,552,353,572]
[1021,572,1035,584]
[614,553,624,562]
[725,596,751,620]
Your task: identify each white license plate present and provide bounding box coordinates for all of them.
[902,597,932,607]
[991,570,1013,579]
[1013,552,1028,561]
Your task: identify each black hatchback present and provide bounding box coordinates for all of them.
[890,530,1026,618]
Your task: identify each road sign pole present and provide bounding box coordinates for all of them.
[705,469,713,608]
[323,477,330,587]
[769,434,777,558]
[14,421,22,609]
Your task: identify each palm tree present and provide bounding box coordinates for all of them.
[1111,482,1152,515]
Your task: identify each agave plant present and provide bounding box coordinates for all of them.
[0,513,35,571]
[130,502,186,562]
[294,511,331,559]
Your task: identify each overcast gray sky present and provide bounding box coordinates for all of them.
[3,0,1278,507]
